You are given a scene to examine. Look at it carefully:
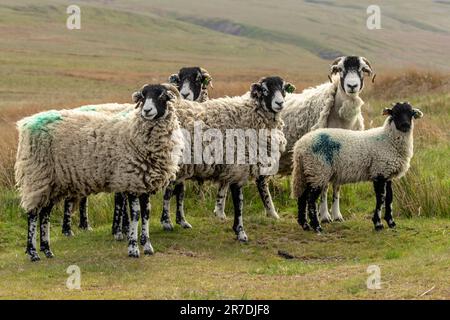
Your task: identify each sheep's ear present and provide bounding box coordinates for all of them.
[168,74,180,86]
[250,83,262,99]
[284,82,296,94]
[360,57,376,83]
[132,91,144,103]
[382,108,392,116]
[200,68,213,89]
[413,108,423,119]
[330,56,344,75]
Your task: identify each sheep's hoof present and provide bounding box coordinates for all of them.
[177,220,192,229]
[266,210,280,220]
[332,215,345,222]
[215,213,227,220]
[386,219,396,228]
[62,230,74,237]
[237,231,248,243]
[43,249,54,259]
[161,220,174,231]
[26,249,40,262]
[374,223,384,231]
[313,226,323,234]
[143,242,154,256]
[299,222,311,231]
[128,246,140,258]
[320,215,332,224]
[114,232,124,241]
[214,208,227,220]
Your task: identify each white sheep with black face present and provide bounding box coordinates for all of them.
[60,67,214,240]
[168,67,213,102]
[251,56,375,224]
[291,102,423,232]
[158,76,294,242]
[15,83,183,261]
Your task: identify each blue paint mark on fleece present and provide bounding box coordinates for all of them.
[22,111,63,134]
[77,105,97,112]
[312,133,341,165]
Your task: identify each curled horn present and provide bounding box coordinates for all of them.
[161,83,181,101]
[360,57,376,83]
[200,67,213,89]
[328,56,344,82]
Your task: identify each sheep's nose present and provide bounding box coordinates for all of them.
[275,101,283,107]
[400,123,411,132]
[347,84,358,91]
[181,93,189,99]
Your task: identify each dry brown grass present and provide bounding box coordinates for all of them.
[0,69,448,194]
[366,69,450,100]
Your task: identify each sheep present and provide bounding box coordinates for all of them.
[253,56,375,224]
[154,76,295,240]
[138,67,214,233]
[61,66,213,238]
[168,66,213,102]
[291,102,423,232]
[15,83,183,261]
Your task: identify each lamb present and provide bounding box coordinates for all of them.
[15,83,183,261]
[291,102,423,232]
[154,76,295,240]
[254,56,375,223]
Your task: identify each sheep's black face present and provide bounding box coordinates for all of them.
[168,67,210,101]
[384,102,423,133]
[251,76,295,113]
[134,84,175,120]
[330,56,374,95]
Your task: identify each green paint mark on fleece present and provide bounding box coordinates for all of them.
[22,111,63,133]
[312,133,341,165]
[77,105,97,112]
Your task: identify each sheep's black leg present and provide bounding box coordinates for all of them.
[307,186,323,233]
[127,193,140,258]
[78,197,91,231]
[161,182,175,231]
[256,176,279,219]
[297,186,311,231]
[384,180,396,228]
[230,183,248,242]
[122,195,130,237]
[112,193,127,241]
[175,182,192,229]
[39,202,54,258]
[62,198,74,236]
[372,177,386,231]
[26,210,40,262]
[139,193,154,255]
[214,182,228,219]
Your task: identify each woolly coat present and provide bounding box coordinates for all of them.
[15,103,182,212]
[278,78,364,175]
[291,117,414,198]
[174,93,286,187]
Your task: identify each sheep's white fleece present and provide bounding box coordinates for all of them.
[278,78,364,175]
[291,118,414,198]
[15,103,182,212]
[174,93,286,186]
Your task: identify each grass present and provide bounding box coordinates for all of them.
[0,184,449,299]
[0,2,449,300]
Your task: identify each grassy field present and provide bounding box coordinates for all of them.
[0,1,449,299]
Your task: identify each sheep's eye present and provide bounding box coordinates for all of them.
[262,88,269,96]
